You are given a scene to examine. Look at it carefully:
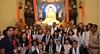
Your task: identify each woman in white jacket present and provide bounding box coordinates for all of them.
[78,25,89,54]
[68,29,79,44]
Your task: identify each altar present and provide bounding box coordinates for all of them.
[23,0,77,26]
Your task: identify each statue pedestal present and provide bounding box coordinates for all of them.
[42,17,60,25]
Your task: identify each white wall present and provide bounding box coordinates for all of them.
[0,0,17,32]
[84,0,100,31]
[84,0,99,24]
[98,0,100,31]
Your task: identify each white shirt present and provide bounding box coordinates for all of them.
[72,45,80,54]
[85,31,91,47]
[56,44,62,53]
[36,34,43,42]
[31,46,39,54]
[69,35,79,43]
[64,44,72,54]
[51,27,57,35]
[78,32,86,46]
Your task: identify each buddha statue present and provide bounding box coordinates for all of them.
[43,6,60,25]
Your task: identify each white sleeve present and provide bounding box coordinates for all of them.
[31,46,35,52]
[85,32,90,47]
[72,35,79,43]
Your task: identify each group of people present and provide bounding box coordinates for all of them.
[0,21,100,54]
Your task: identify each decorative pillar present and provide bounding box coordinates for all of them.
[60,0,69,28]
[65,0,69,23]
[33,0,38,25]
[79,0,85,23]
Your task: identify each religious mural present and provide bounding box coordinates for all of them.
[37,0,65,25]
[23,0,77,25]
[41,0,63,3]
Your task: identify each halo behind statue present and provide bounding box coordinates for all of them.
[42,4,60,25]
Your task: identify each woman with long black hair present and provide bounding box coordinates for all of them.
[19,32,29,54]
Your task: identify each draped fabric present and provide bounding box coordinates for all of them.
[17,6,20,23]
[17,0,20,24]
[80,0,85,23]
[61,0,69,28]
[33,0,38,25]
[65,0,69,23]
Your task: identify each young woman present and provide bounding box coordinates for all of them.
[19,32,29,54]
[87,23,92,31]
[31,40,39,54]
[63,39,72,54]
[38,43,44,54]
[81,25,89,54]
[37,29,44,43]
[56,39,64,54]
[42,30,52,45]
[49,38,56,54]
[13,27,21,54]
[78,25,88,46]
[29,26,33,36]
[77,23,83,33]
[52,30,61,43]
[61,32,70,45]
[33,26,38,35]
[25,29,32,44]
[68,29,79,44]
[42,30,54,53]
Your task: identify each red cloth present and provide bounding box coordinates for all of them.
[81,0,85,22]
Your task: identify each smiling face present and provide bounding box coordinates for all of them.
[79,23,83,29]
[65,39,69,44]
[29,26,33,30]
[7,28,14,37]
[91,25,97,33]
[25,30,29,34]
[64,32,67,37]
[54,31,57,35]
[72,41,78,48]
[46,30,51,35]
[14,28,19,35]
[22,33,27,39]
[57,40,61,45]
[33,40,37,46]
[68,30,73,35]
[39,29,42,34]
[25,25,29,29]
[52,22,56,27]
[34,26,37,31]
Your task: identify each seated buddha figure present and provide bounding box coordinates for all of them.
[43,6,60,25]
